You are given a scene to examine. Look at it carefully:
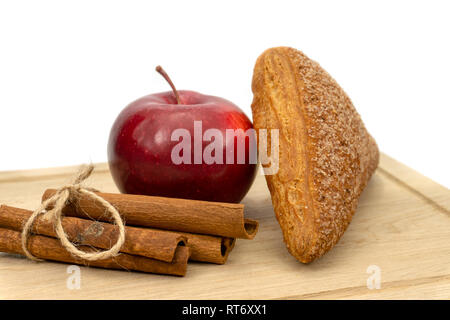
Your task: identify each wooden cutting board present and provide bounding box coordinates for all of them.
[0,153,449,299]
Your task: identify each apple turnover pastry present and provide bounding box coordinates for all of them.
[251,47,379,263]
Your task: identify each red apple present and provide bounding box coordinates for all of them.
[107,66,257,203]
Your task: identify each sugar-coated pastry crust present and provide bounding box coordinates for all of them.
[251,47,379,263]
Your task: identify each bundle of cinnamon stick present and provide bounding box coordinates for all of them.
[0,190,258,276]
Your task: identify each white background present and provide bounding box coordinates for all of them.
[0,1,449,188]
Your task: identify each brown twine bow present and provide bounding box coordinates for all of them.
[21,164,126,261]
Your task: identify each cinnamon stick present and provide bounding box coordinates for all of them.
[0,227,189,276]
[42,189,258,239]
[178,232,235,264]
[0,205,185,263]
[0,205,235,264]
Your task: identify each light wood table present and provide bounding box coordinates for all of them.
[0,153,449,299]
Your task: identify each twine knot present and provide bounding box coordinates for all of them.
[21,164,126,261]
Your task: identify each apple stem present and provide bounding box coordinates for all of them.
[155,65,181,104]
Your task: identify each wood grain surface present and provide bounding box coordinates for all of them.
[0,153,449,299]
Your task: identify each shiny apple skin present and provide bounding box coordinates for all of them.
[108,90,257,203]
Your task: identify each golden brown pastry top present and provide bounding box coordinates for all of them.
[251,47,379,263]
